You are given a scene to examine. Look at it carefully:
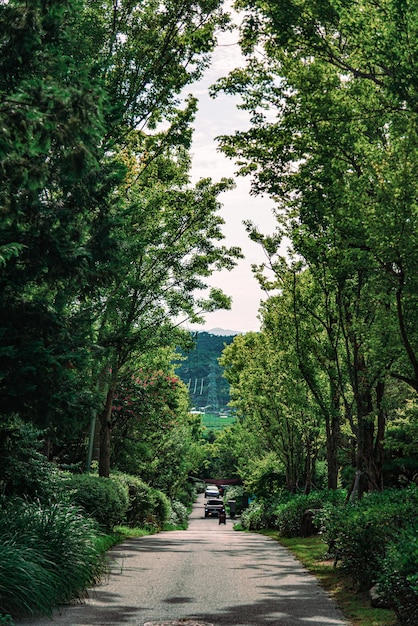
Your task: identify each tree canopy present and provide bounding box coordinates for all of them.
[210,0,418,496]
[0,0,242,478]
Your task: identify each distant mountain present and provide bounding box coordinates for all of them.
[207,327,240,336]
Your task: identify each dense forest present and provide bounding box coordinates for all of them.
[1,1,418,624]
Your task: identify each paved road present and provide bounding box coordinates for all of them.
[18,494,349,626]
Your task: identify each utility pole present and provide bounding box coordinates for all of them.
[206,360,219,412]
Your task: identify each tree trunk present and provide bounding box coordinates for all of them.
[353,351,375,498]
[365,380,385,491]
[326,382,340,489]
[304,437,313,494]
[98,381,117,478]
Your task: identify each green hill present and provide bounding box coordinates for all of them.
[174,331,237,414]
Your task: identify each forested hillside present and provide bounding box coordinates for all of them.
[175,331,236,412]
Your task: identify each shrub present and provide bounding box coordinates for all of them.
[274,490,345,538]
[112,473,170,529]
[0,418,67,502]
[112,473,154,527]
[377,524,418,626]
[0,498,104,618]
[168,500,189,526]
[240,501,269,530]
[65,473,129,531]
[224,485,245,514]
[316,487,418,591]
[150,488,171,529]
[175,482,197,507]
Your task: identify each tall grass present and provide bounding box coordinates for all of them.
[0,499,106,618]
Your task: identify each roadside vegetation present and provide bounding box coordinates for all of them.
[276,535,398,626]
[0,447,196,622]
[231,488,418,626]
[2,1,418,625]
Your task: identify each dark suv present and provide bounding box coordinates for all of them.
[204,498,224,517]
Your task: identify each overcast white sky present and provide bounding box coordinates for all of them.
[184,7,278,334]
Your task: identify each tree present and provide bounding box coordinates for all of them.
[257,268,343,490]
[0,0,111,439]
[109,348,199,497]
[0,0,241,476]
[220,330,322,492]
[211,0,418,494]
[86,140,242,476]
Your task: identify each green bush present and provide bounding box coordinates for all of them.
[240,501,270,530]
[0,499,104,618]
[0,418,67,502]
[175,481,197,507]
[65,473,129,531]
[274,490,345,538]
[112,473,154,527]
[150,488,171,529]
[112,473,170,530]
[317,487,418,590]
[377,525,418,626]
[224,485,245,514]
[333,505,387,589]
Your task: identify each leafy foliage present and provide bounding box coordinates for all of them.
[111,473,170,530]
[213,0,418,497]
[64,473,129,531]
[0,498,104,617]
[0,0,240,480]
[0,417,67,501]
[316,487,418,590]
[168,499,189,527]
[110,355,202,496]
[240,489,345,536]
[378,525,418,626]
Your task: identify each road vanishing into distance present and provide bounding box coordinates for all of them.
[18,493,349,626]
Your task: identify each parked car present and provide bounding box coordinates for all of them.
[204,484,220,498]
[204,498,224,517]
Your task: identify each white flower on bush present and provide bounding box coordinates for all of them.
[169,500,188,525]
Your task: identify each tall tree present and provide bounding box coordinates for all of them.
[110,347,198,497]
[0,0,110,436]
[0,0,239,468]
[220,330,322,492]
[89,142,241,476]
[209,0,418,494]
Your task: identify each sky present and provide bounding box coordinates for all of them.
[183,7,279,334]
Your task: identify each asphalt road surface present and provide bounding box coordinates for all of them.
[18,493,349,626]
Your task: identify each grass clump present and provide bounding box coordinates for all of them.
[0,498,106,618]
